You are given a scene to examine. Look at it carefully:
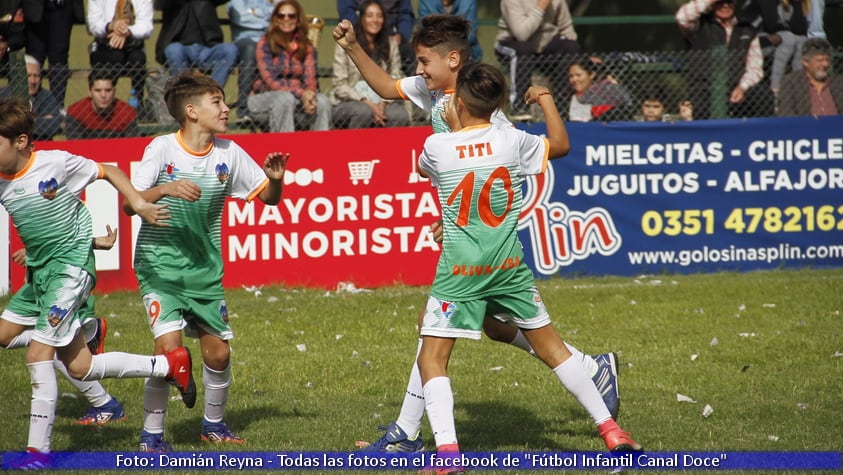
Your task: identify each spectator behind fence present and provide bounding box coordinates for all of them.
[87,0,153,107]
[65,69,138,139]
[249,0,330,132]
[739,0,808,95]
[154,0,238,88]
[676,0,768,119]
[23,0,85,108]
[330,0,409,129]
[0,0,25,77]
[637,86,668,122]
[0,54,62,140]
[418,0,482,62]
[228,0,274,122]
[495,0,580,121]
[566,56,632,122]
[777,37,842,116]
[338,0,415,74]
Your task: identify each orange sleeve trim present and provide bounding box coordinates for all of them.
[246,178,269,202]
[540,137,550,173]
[96,163,106,179]
[396,80,408,100]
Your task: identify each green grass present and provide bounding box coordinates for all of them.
[1,269,841,474]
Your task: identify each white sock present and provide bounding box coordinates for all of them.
[508,329,536,356]
[423,376,457,447]
[552,357,611,425]
[203,364,230,423]
[83,353,168,380]
[395,339,425,438]
[27,361,57,453]
[510,330,599,377]
[53,357,110,407]
[143,377,169,434]
[4,330,33,349]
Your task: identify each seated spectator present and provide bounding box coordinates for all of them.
[86,0,153,109]
[65,69,138,139]
[566,56,632,122]
[0,1,25,78]
[248,0,330,132]
[228,0,274,122]
[154,0,238,88]
[677,99,695,120]
[676,0,768,119]
[494,0,580,120]
[777,37,843,116]
[330,0,409,129]
[417,0,481,62]
[0,54,62,140]
[338,0,415,74]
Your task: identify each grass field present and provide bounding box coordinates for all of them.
[0,268,841,474]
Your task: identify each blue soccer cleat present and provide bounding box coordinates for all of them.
[140,430,172,452]
[593,352,620,420]
[74,397,126,426]
[360,421,424,452]
[201,419,246,445]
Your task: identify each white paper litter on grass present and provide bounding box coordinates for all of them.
[691,354,699,361]
[296,343,307,352]
[336,281,373,293]
[702,404,714,417]
[710,337,719,346]
[489,366,504,371]
[832,352,843,358]
[738,332,757,337]
[762,303,776,308]
[677,393,697,403]
[767,435,779,442]
[61,392,78,399]
[796,403,808,410]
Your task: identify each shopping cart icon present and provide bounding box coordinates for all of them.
[348,159,380,185]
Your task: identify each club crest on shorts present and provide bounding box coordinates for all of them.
[438,299,456,319]
[47,305,68,327]
[215,163,230,184]
[220,302,229,324]
[38,178,59,200]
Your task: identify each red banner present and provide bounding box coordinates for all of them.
[8,127,440,293]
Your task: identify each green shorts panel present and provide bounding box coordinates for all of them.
[143,292,233,340]
[28,262,94,347]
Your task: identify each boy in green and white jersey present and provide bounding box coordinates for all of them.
[127,71,288,452]
[0,97,192,463]
[415,63,642,464]
[334,14,621,451]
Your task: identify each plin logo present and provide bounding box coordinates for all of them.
[283,168,324,186]
[47,305,68,327]
[38,178,58,200]
[215,163,231,184]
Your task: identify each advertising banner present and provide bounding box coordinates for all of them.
[2,116,841,295]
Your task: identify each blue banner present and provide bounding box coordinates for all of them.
[2,451,841,470]
[515,116,843,277]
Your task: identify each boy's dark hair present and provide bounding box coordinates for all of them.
[641,85,666,105]
[87,68,114,90]
[412,14,471,65]
[455,62,506,119]
[0,98,35,146]
[164,71,225,125]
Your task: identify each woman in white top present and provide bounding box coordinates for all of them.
[329,0,410,129]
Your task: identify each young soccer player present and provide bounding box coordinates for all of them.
[126,71,289,452]
[0,97,193,461]
[1,227,127,427]
[334,14,621,451]
[416,63,642,465]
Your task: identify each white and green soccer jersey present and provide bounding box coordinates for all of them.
[132,133,269,299]
[0,150,101,276]
[397,76,512,134]
[418,124,549,301]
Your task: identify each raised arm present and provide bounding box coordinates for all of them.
[333,19,402,100]
[525,86,569,159]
